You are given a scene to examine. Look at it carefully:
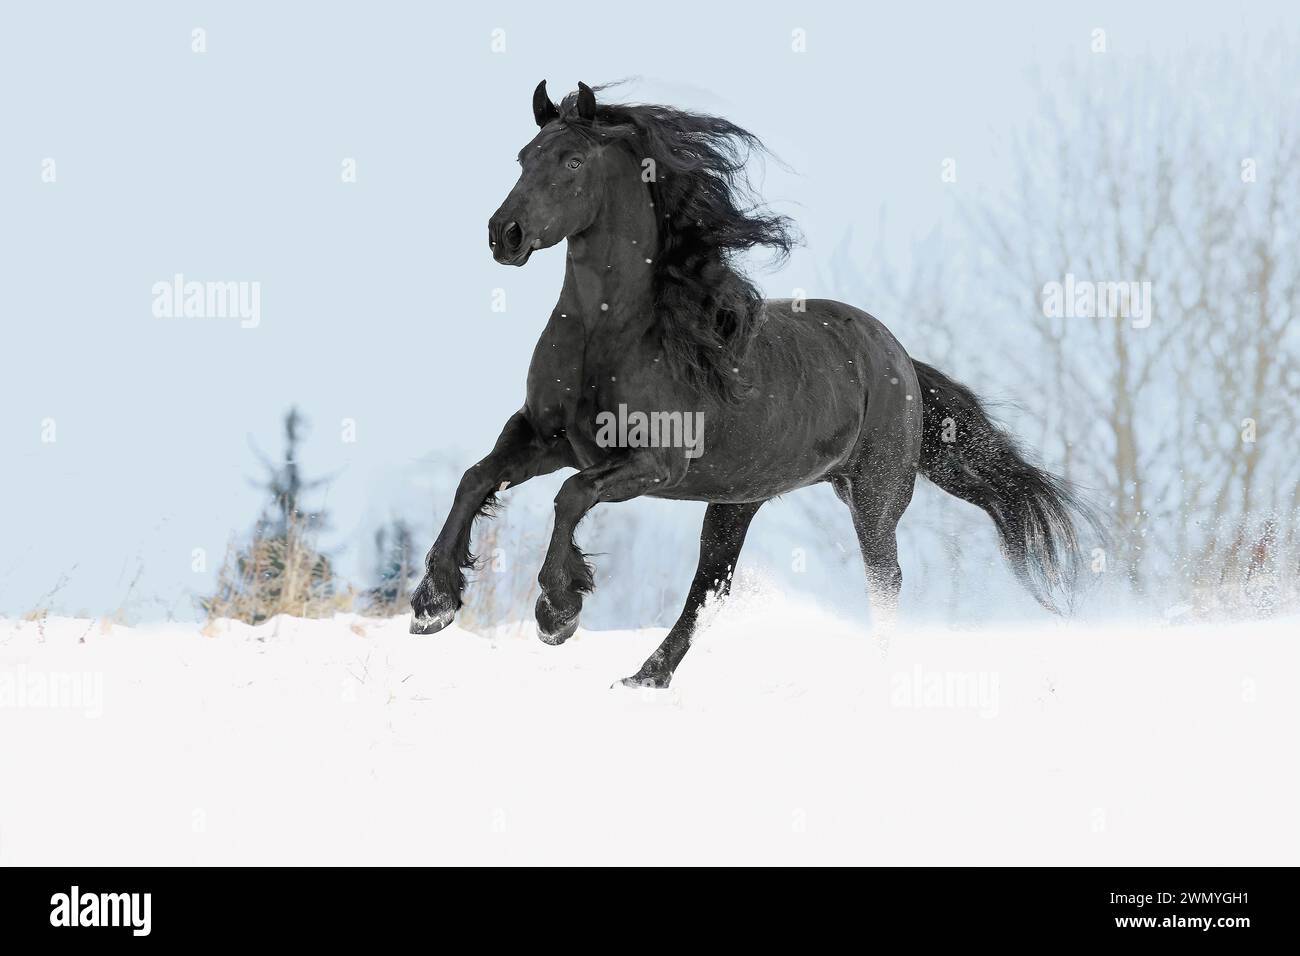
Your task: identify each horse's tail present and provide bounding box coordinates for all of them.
[913,359,1094,614]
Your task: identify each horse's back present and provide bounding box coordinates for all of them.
[651,297,920,501]
[759,298,914,371]
[755,297,920,405]
[755,297,922,467]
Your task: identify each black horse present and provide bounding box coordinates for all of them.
[411,81,1088,688]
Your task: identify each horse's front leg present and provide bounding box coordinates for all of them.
[410,412,570,634]
[534,453,673,645]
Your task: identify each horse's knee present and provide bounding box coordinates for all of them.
[453,460,492,502]
[552,472,597,519]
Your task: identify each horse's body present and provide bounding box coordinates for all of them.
[412,82,1086,687]
[535,295,920,502]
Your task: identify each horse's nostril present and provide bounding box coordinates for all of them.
[503,221,524,251]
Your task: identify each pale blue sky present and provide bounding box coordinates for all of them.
[1,1,1292,618]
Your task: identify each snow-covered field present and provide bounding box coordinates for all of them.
[1,582,1296,866]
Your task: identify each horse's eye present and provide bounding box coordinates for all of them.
[567,157,583,169]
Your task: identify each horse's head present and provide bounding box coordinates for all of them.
[488,81,612,266]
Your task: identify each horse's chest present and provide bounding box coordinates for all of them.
[563,373,654,466]
[525,314,687,466]
[528,359,672,466]
[524,319,587,435]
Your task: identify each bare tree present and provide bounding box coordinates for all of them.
[969,50,1300,611]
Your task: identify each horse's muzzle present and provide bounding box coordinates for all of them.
[488,216,533,265]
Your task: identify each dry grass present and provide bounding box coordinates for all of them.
[201,514,352,624]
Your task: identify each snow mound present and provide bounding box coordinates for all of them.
[1,589,1296,865]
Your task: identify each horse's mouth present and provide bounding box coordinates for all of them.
[492,243,534,267]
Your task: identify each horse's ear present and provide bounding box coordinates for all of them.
[576,82,597,122]
[532,80,559,127]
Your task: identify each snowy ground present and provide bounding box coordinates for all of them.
[1,581,1296,866]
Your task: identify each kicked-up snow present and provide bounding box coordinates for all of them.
[1,580,1296,865]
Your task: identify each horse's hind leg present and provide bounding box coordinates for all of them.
[618,500,764,689]
[833,469,915,639]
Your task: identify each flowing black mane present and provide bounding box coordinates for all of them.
[556,87,798,402]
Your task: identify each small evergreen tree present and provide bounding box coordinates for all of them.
[202,407,350,623]
[364,519,418,616]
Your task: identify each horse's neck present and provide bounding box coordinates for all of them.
[556,185,659,365]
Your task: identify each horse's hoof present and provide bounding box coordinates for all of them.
[410,576,459,635]
[535,592,579,645]
[614,673,671,690]
[409,605,455,635]
[538,618,578,646]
